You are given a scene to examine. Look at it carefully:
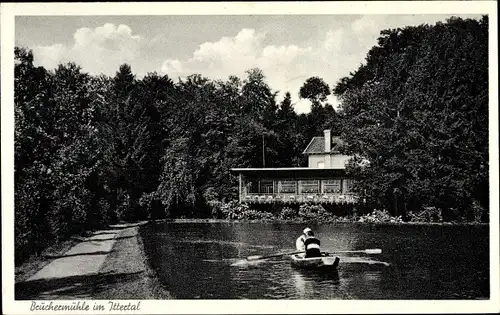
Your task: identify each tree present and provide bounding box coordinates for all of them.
[15,47,55,260]
[15,49,109,262]
[299,76,331,105]
[46,63,107,236]
[299,76,333,144]
[275,92,299,166]
[322,103,339,133]
[102,63,156,221]
[241,68,276,117]
[239,69,279,167]
[333,16,489,221]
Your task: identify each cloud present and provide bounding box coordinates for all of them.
[162,59,184,73]
[193,28,264,62]
[324,29,345,52]
[162,28,269,79]
[160,28,328,113]
[159,17,443,113]
[33,23,143,76]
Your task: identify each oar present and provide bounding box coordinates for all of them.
[246,250,305,261]
[323,248,382,255]
[245,248,381,261]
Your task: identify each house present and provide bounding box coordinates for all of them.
[303,129,352,169]
[230,129,357,204]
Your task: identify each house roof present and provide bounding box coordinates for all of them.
[302,136,345,155]
[302,137,325,154]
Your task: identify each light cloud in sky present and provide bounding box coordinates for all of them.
[33,23,144,76]
[161,28,337,113]
[29,15,482,113]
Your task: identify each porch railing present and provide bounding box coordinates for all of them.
[240,193,358,204]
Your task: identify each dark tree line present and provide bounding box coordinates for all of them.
[14,16,489,264]
[333,16,489,221]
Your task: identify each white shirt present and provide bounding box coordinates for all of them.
[296,235,306,251]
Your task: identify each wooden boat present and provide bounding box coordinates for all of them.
[290,253,340,271]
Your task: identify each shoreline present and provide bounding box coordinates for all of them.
[92,224,172,299]
[153,218,489,226]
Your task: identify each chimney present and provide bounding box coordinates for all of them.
[324,129,331,153]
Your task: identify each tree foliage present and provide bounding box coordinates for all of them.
[299,76,331,104]
[333,16,489,221]
[299,76,339,149]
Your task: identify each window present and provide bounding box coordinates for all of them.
[317,161,325,168]
[322,180,342,193]
[299,180,320,194]
[260,180,274,194]
[278,181,296,194]
[343,179,354,194]
[246,180,258,194]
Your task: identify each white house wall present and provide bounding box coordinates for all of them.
[308,154,351,168]
[330,155,351,168]
[308,155,326,168]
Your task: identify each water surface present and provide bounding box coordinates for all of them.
[141,222,489,299]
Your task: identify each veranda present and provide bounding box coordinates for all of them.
[231,168,358,204]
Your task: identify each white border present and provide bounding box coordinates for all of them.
[2,2,499,314]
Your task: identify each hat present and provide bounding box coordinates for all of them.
[303,227,312,234]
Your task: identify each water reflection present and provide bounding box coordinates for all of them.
[173,239,275,249]
[292,269,340,299]
[340,256,391,266]
[292,273,307,298]
[141,222,489,299]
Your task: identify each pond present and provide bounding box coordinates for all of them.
[141,222,489,299]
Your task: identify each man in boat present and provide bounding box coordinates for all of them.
[295,227,310,252]
[296,228,322,258]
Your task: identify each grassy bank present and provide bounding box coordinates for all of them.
[93,225,171,299]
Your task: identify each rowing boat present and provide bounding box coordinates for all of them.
[290,253,340,271]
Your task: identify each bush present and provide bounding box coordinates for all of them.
[358,209,403,223]
[204,187,224,219]
[297,204,348,223]
[208,200,223,219]
[298,204,327,219]
[96,199,111,225]
[407,207,443,223]
[278,207,298,220]
[239,209,275,220]
[139,192,154,217]
[219,201,243,219]
[470,200,486,223]
[212,201,277,221]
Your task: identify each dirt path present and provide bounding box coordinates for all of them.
[15,221,170,300]
[28,229,120,281]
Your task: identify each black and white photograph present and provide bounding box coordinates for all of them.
[1,1,498,314]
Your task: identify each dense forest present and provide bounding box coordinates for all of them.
[14,16,489,264]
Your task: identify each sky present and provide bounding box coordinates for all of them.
[15,14,482,113]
